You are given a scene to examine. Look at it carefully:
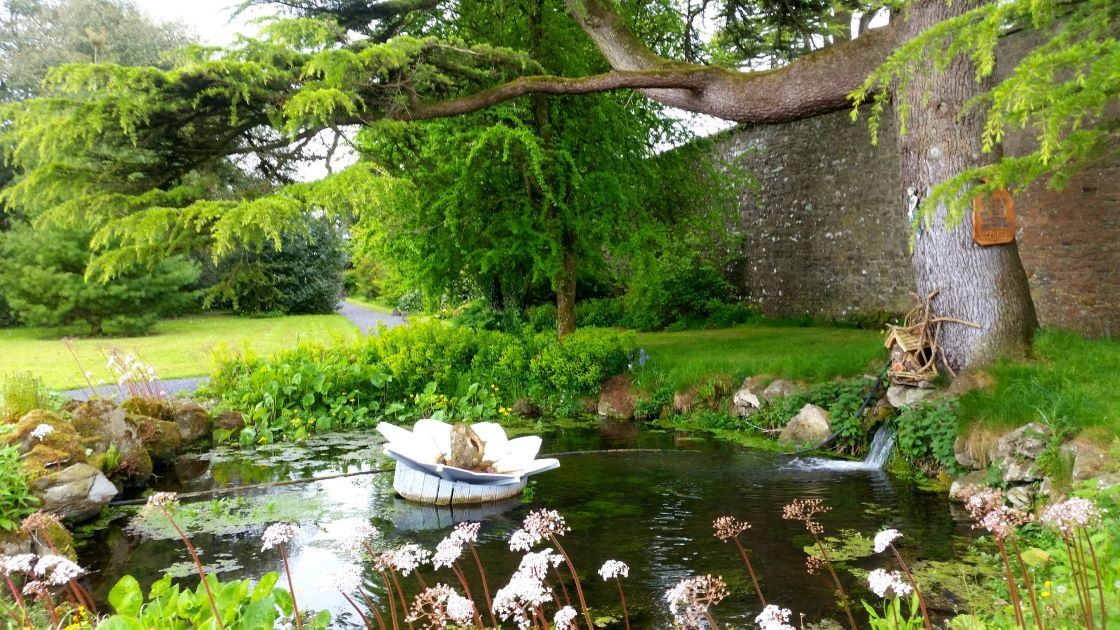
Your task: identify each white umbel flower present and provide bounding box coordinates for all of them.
[873,529,903,553]
[261,522,301,551]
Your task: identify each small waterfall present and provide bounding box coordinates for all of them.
[861,425,896,468]
[783,424,896,472]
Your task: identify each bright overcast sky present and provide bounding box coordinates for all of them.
[135,1,262,46]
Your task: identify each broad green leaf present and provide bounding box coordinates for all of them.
[95,616,145,630]
[108,575,144,617]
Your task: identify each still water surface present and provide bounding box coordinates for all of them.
[81,423,974,628]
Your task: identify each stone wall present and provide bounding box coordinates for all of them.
[716,49,1120,336]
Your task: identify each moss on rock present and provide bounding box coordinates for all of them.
[132,415,181,461]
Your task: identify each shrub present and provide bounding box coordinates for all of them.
[205,218,347,316]
[0,223,200,335]
[0,445,40,531]
[396,289,423,314]
[529,328,635,399]
[525,303,557,333]
[576,297,627,328]
[205,322,634,444]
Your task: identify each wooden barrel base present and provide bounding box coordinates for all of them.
[393,460,526,505]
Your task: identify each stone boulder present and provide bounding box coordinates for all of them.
[948,470,988,501]
[70,399,143,455]
[510,398,541,419]
[132,416,182,461]
[886,385,935,409]
[32,463,118,521]
[1061,437,1117,482]
[170,400,211,442]
[996,422,1052,482]
[4,411,87,479]
[1006,485,1035,510]
[214,410,247,431]
[732,377,764,417]
[762,379,803,403]
[597,375,637,420]
[778,404,831,446]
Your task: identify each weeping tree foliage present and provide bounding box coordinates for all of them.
[350,0,738,333]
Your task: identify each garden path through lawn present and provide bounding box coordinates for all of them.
[57,301,406,400]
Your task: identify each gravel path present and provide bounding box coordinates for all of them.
[60,377,208,402]
[56,301,406,400]
[337,299,407,335]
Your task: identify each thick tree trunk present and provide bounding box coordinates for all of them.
[895,0,1037,372]
[556,245,576,337]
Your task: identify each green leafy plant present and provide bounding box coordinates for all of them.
[863,593,925,629]
[892,398,964,475]
[0,446,39,531]
[95,571,329,630]
[1,371,44,422]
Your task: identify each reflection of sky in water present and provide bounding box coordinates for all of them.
[83,428,975,629]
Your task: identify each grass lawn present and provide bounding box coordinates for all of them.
[958,328,1120,436]
[0,313,359,390]
[634,324,886,391]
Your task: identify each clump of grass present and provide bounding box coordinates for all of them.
[957,328,1120,435]
[1,371,44,422]
[633,325,883,393]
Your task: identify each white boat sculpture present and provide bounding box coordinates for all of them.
[377,419,560,505]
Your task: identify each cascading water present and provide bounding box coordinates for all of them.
[784,424,897,471]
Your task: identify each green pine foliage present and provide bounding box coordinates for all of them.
[0,222,200,335]
[851,0,1119,231]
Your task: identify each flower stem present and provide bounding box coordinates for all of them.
[702,609,719,630]
[279,543,303,630]
[889,544,931,630]
[995,538,1026,629]
[1073,532,1096,630]
[552,565,573,608]
[549,535,593,630]
[732,536,766,606]
[813,535,858,630]
[378,570,400,630]
[1009,533,1044,630]
[2,573,29,627]
[389,569,415,630]
[614,576,631,630]
[357,588,387,630]
[163,508,226,630]
[341,590,374,630]
[1082,529,1106,630]
[1062,536,1092,630]
[451,562,485,630]
[467,543,498,627]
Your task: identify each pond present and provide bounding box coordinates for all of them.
[79,422,976,628]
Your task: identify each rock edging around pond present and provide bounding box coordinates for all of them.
[1,397,230,555]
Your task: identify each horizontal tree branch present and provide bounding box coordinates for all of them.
[381,69,715,121]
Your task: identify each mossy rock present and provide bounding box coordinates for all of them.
[22,444,83,480]
[131,415,181,461]
[116,445,153,485]
[70,399,143,455]
[122,397,174,421]
[32,519,77,560]
[5,411,87,478]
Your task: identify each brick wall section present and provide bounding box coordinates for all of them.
[715,31,1120,336]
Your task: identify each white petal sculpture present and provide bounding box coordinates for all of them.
[377,420,560,505]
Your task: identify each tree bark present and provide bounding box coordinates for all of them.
[894,0,1037,371]
[556,244,577,337]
